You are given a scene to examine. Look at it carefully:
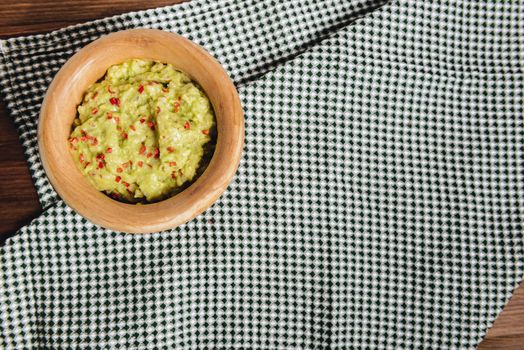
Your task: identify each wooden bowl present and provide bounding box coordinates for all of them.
[38,29,244,233]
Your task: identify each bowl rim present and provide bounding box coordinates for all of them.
[38,28,244,233]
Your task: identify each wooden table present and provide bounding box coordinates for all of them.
[0,1,522,348]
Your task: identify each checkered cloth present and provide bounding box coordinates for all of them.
[1,0,523,349]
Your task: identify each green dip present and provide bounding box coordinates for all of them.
[68,59,215,203]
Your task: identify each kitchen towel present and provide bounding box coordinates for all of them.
[1,0,523,349]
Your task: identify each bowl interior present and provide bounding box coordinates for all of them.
[38,29,244,233]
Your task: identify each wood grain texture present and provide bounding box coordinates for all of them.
[0,0,185,38]
[0,1,522,348]
[478,284,524,350]
[0,102,41,242]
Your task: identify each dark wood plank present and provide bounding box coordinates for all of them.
[0,102,41,242]
[478,284,524,350]
[0,1,522,348]
[0,0,185,38]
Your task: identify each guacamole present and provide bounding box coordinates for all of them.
[68,59,215,203]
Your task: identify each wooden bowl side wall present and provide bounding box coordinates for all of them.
[38,29,244,233]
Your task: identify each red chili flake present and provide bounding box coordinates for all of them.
[96,153,105,160]
[106,147,112,153]
[92,91,98,100]
[146,152,153,158]
[184,121,190,129]
[138,85,144,94]
[122,181,130,188]
[166,146,175,153]
[153,147,160,159]
[107,112,113,120]
[109,97,120,107]
[80,136,88,142]
[91,138,99,146]
[130,125,136,132]
[168,161,177,166]
[122,162,128,169]
[202,129,209,135]
[173,101,180,113]
[138,161,143,167]
[81,130,87,136]
[162,87,169,93]
[91,107,98,115]
[128,160,133,166]
[139,118,146,124]
[115,176,121,183]
[116,167,123,173]
[178,96,182,101]
[114,116,120,124]
[97,161,104,169]
[121,132,128,140]
[139,144,146,155]
[148,121,155,130]
[79,154,85,163]
[171,172,177,179]
[107,86,114,94]
[84,162,91,168]
[69,137,78,146]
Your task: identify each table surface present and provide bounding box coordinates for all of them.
[0,1,522,349]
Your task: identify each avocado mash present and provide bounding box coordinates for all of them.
[68,59,216,203]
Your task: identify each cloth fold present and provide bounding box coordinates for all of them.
[0,0,386,208]
[1,0,523,349]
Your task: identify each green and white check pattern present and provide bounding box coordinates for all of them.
[1,0,523,349]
